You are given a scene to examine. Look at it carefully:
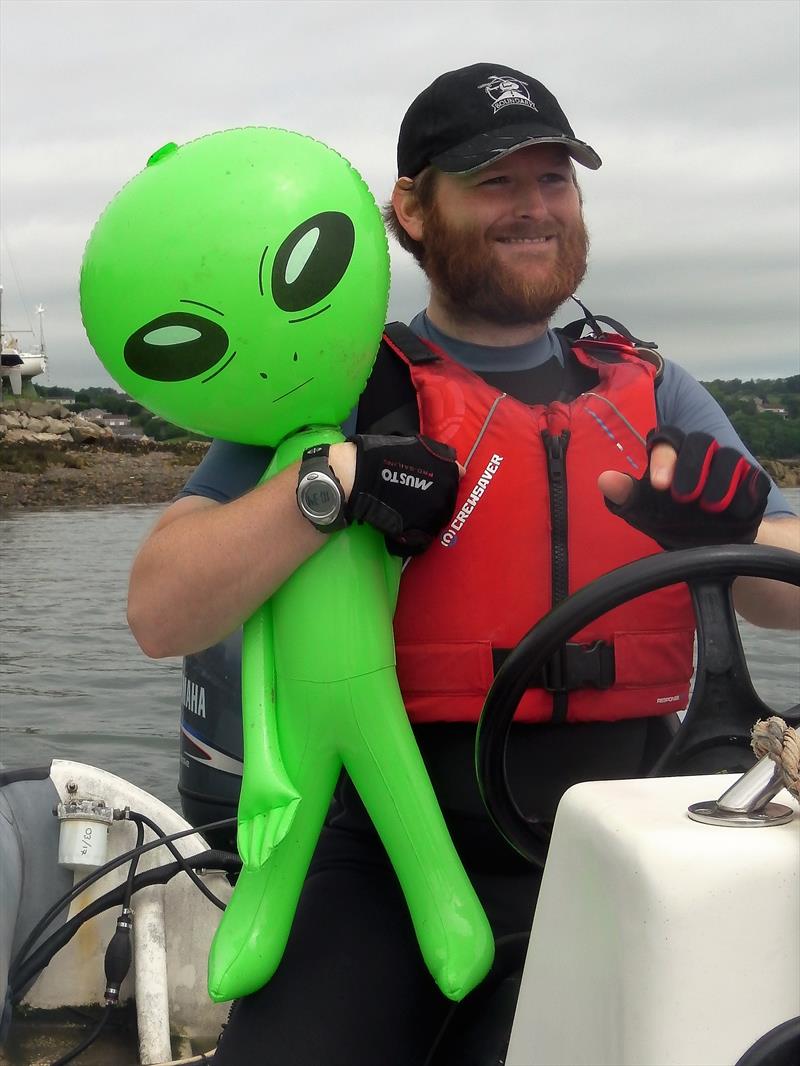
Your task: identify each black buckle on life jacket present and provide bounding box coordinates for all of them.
[492,640,616,693]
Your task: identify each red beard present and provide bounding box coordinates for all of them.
[421,203,589,326]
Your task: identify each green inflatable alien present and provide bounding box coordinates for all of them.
[80,128,494,1003]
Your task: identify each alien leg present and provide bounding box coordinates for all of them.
[237,604,301,869]
[209,677,341,1002]
[341,668,495,1001]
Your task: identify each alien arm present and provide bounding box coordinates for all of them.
[128,443,359,659]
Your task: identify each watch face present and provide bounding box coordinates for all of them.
[300,472,341,523]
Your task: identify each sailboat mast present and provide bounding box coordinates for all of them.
[37,305,46,355]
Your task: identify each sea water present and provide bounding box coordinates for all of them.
[1,495,799,811]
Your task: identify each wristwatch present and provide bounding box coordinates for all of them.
[296,444,348,533]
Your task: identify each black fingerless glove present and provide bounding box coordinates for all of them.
[346,434,460,556]
[605,426,770,550]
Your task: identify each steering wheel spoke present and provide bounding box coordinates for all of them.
[649,576,774,775]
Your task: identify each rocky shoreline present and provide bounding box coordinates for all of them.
[1,399,798,511]
[760,458,800,489]
[1,400,209,509]
[0,442,208,509]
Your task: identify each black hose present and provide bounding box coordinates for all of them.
[123,820,145,908]
[10,850,239,1000]
[9,817,236,982]
[49,1003,114,1065]
[128,810,227,911]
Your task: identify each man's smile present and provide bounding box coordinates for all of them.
[495,235,555,245]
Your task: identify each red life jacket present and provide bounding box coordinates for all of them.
[382,327,696,725]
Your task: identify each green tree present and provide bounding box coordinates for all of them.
[37,385,76,399]
[731,412,800,459]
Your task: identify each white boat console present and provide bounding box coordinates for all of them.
[507,773,800,1066]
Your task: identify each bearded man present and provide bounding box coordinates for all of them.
[128,63,798,1066]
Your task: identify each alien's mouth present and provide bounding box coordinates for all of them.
[272,377,314,402]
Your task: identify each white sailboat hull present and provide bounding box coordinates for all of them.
[1,353,47,396]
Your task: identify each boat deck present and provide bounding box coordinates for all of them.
[1,1004,204,1065]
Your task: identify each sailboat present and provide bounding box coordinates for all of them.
[1,285,48,397]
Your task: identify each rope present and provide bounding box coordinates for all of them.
[751,717,800,801]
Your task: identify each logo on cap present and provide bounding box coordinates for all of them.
[478,75,538,115]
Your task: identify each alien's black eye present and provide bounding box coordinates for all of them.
[271,212,355,313]
[124,312,229,381]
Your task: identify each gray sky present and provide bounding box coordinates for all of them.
[1,0,798,389]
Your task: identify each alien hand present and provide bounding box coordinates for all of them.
[605,426,770,550]
[346,434,460,556]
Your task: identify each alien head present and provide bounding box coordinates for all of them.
[80,128,390,445]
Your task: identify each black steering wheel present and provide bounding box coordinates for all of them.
[476,544,800,864]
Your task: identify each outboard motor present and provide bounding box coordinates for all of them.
[178,630,244,853]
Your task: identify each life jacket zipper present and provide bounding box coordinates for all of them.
[543,428,571,723]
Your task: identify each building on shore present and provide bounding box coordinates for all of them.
[80,409,144,437]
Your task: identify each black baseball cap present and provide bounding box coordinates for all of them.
[397,63,601,178]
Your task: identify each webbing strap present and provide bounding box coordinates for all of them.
[561,296,659,350]
[382,321,440,365]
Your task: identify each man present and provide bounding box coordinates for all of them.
[128,64,798,1065]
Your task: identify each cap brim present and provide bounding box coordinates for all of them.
[431,127,602,173]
